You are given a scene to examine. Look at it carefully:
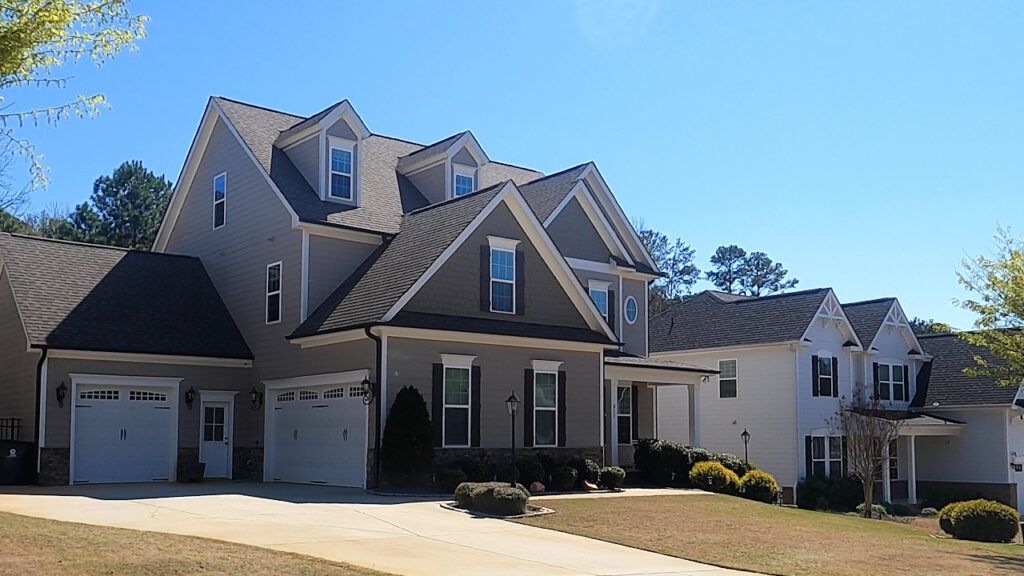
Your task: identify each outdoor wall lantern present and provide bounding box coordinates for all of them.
[505,391,520,487]
[55,381,67,408]
[184,386,197,410]
[741,428,751,464]
[249,386,263,410]
[360,378,376,406]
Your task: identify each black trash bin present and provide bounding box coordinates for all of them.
[0,441,35,485]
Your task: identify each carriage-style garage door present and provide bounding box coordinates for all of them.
[267,379,368,488]
[71,377,179,484]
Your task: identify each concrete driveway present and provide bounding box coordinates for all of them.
[0,483,755,576]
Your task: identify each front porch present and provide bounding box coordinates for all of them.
[603,353,717,467]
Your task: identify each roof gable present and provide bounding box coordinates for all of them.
[914,332,1019,407]
[800,290,862,348]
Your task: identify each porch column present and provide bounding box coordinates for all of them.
[610,378,619,466]
[907,435,917,504]
[687,383,700,447]
[882,441,891,503]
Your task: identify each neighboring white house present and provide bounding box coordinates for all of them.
[649,289,1022,509]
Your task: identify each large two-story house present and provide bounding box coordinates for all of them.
[0,97,713,487]
[651,289,1024,510]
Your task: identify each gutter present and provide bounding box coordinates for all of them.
[32,346,47,483]
[364,326,383,489]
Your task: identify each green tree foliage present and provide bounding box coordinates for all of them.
[380,386,434,486]
[706,245,799,296]
[637,225,699,315]
[706,245,747,293]
[957,228,1024,387]
[0,1,147,187]
[72,160,171,248]
[909,317,953,335]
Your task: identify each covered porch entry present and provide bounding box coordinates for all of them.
[882,412,964,504]
[603,353,716,467]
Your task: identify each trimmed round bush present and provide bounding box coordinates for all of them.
[471,484,529,516]
[689,461,739,494]
[452,457,489,482]
[738,470,779,503]
[454,482,476,507]
[712,452,755,478]
[552,466,578,491]
[920,507,938,517]
[599,466,626,489]
[944,499,1020,543]
[518,460,546,486]
[938,502,960,535]
[569,457,601,487]
[440,467,467,494]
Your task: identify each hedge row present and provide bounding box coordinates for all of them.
[443,456,619,493]
[634,439,755,486]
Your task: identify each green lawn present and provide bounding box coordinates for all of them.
[515,494,1024,576]
[0,511,390,576]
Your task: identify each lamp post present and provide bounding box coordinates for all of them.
[741,428,751,464]
[505,391,520,487]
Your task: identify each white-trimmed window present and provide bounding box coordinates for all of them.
[488,236,519,314]
[534,369,558,447]
[888,439,899,480]
[811,435,844,478]
[588,280,610,320]
[719,359,737,398]
[617,385,632,445]
[816,355,834,397]
[213,172,226,229]
[329,141,354,201]
[624,295,638,324]
[453,166,475,197]
[442,355,474,447]
[266,262,282,324]
[876,363,907,402]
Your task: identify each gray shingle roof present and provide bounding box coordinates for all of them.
[649,289,831,353]
[842,298,895,349]
[517,163,589,222]
[0,233,251,359]
[395,132,467,171]
[912,333,1019,408]
[389,311,615,344]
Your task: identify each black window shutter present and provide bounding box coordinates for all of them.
[608,290,616,334]
[832,356,839,397]
[432,363,444,447]
[902,364,909,400]
[841,436,849,476]
[515,249,525,316]
[523,369,534,447]
[872,362,880,399]
[557,371,567,447]
[471,365,481,447]
[631,384,639,443]
[811,355,820,397]
[805,436,813,478]
[480,245,490,312]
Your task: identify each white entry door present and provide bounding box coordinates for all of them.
[73,382,176,484]
[200,400,232,478]
[268,383,368,487]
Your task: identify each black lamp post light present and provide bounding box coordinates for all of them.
[505,391,520,487]
[741,428,751,464]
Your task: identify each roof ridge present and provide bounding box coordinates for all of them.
[212,96,304,119]
[518,162,590,187]
[404,181,508,216]
[842,297,896,307]
[3,233,200,260]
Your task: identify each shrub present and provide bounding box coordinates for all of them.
[472,484,530,516]
[633,440,754,488]
[495,462,518,485]
[855,503,890,519]
[380,386,434,485]
[440,467,467,494]
[451,457,489,482]
[633,438,658,481]
[454,482,476,507]
[569,457,600,488]
[943,499,1020,543]
[738,470,780,503]
[920,507,939,517]
[712,452,755,478]
[518,460,547,486]
[938,502,959,534]
[883,502,911,517]
[689,461,739,494]
[599,466,626,489]
[796,475,862,512]
[551,466,578,491]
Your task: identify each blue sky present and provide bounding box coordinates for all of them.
[9,0,1024,329]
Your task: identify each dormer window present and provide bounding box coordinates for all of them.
[330,143,353,201]
[453,166,475,197]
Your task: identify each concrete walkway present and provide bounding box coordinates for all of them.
[0,483,757,576]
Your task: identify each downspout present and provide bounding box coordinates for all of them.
[32,346,47,483]
[365,326,383,489]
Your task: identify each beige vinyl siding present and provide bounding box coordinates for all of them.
[386,337,602,448]
[325,117,358,140]
[406,162,446,205]
[547,197,613,263]
[0,266,41,441]
[306,234,378,315]
[286,136,320,193]
[403,202,591,330]
[451,147,478,167]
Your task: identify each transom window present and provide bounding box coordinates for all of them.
[876,363,906,402]
[266,262,282,324]
[213,173,226,229]
[588,280,609,320]
[624,296,638,324]
[811,436,844,478]
[490,247,515,313]
[719,359,737,398]
[330,144,353,200]
[617,386,632,445]
[454,167,475,197]
[534,371,558,447]
[816,356,835,397]
[443,366,471,447]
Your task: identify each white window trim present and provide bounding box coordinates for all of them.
[452,164,476,198]
[876,362,907,402]
[811,435,845,478]
[624,295,638,325]
[441,355,475,448]
[266,261,282,325]
[817,353,835,397]
[489,241,517,315]
[486,236,521,250]
[533,369,558,447]
[327,136,357,204]
[588,279,611,320]
[212,172,226,230]
[719,358,738,398]
[616,385,632,446]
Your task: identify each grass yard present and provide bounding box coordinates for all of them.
[515,494,1024,576]
[0,511,389,576]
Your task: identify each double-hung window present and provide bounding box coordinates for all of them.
[266,262,282,324]
[876,363,906,402]
[588,280,609,320]
[719,359,737,398]
[213,173,226,229]
[888,440,899,480]
[443,366,471,447]
[490,245,515,313]
[817,356,834,397]
[810,436,844,478]
[617,386,632,445]
[534,371,558,446]
[329,142,354,201]
[454,166,475,197]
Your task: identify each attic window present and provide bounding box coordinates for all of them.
[213,173,226,229]
[453,166,475,197]
[329,142,354,201]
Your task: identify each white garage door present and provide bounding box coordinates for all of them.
[73,383,177,484]
[269,383,367,487]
